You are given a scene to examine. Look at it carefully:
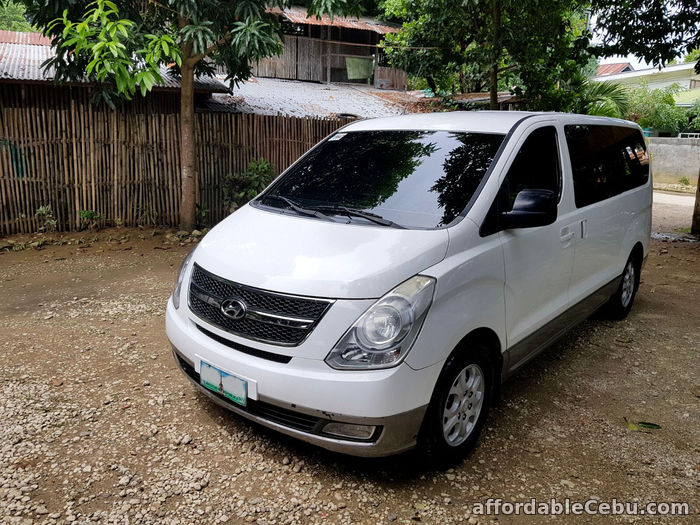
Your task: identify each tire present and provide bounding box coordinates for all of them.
[417,346,492,466]
[599,253,641,320]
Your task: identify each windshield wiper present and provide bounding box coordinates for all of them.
[258,195,336,222]
[310,205,405,229]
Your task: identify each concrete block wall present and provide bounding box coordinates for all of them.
[648,137,700,185]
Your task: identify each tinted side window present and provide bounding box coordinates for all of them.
[503,126,561,211]
[480,126,561,236]
[565,125,649,208]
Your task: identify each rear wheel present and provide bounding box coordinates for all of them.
[418,347,492,465]
[600,253,641,320]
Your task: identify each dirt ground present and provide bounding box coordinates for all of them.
[651,191,696,235]
[0,195,698,524]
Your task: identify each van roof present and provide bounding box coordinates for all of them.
[342,111,639,134]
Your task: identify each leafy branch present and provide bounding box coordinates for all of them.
[50,0,182,98]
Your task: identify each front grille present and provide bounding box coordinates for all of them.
[188,264,333,346]
[192,266,329,318]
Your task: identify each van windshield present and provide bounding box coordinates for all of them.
[255,130,505,229]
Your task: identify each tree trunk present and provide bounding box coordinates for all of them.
[459,37,467,94]
[489,0,502,110]
[179,62,197,231]
[692,172,700,235]
[426,76,438,96]
[489,67,499,110]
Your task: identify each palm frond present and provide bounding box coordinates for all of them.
[582,80,629,118]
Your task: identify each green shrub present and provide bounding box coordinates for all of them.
[223,158,277,213]
[136,205,157,228]
[79,210,104,230]
[35,205,57,232]
[626,83,687,135]
[195,204,209,229]
[679,177,691,186]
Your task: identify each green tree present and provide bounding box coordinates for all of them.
[504,3,591,111]
[382,0,492,95]
[684,98,700,132]
[683,48,700,64]
[626,83,687,135]
[21,0,358,230]
[382,0,590,110]
[591,0,700,73]
[0,0,35,31]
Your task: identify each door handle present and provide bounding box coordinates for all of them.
[560,229,575,243]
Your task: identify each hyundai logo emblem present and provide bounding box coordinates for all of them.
[220,298,247,320]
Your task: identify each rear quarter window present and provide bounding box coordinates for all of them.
[564,125,649,208]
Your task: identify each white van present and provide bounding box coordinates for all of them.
[166,112,651,461]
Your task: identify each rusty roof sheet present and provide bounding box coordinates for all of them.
[596,62,634,76]
[0,30,52,46]
[268,6,399,34]
[0,31,228,93]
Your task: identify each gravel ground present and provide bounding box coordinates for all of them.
[0,201,698,524]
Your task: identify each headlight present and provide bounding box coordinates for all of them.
[172,249,195,309]
[325,275,435,370]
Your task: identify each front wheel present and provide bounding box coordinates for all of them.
[599,254,641,320]
[418,348,492,465]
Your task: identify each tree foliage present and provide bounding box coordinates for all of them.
[571,79,629,118]
[49,1,181,100]
[382,0,493,94]
[21,0,357,229]
[23,0,339,96]
[686,98,700,132]
[591,0,700,73]
[382,0,591,110]
[0,0,35,31]
[626,83,688,135]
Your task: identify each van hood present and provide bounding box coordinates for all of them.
[193,205,449,299]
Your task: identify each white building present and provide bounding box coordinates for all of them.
[594,62,699,91]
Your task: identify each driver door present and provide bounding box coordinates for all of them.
[496,124,577,373]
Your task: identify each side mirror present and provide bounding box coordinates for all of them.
[501,189,557,229]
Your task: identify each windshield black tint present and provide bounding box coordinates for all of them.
[259,130,505,228]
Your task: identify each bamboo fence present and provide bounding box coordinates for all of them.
[0,84,352,235]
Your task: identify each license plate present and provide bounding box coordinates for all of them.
[200,361,247,406]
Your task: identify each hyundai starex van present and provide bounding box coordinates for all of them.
[166,111,651,461]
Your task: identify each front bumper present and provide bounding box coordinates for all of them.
[172,346,426,456]
[166,300,437,457]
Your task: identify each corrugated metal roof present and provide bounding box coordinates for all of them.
[0,39,54,81]
[0,31,228,93]
[201,76,404,118]
[0,30,52,46]
[268,6,399,34]
[596,62,634,76]
[158,68,228,93]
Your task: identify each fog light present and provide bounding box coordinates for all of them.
[322,422,376,440]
